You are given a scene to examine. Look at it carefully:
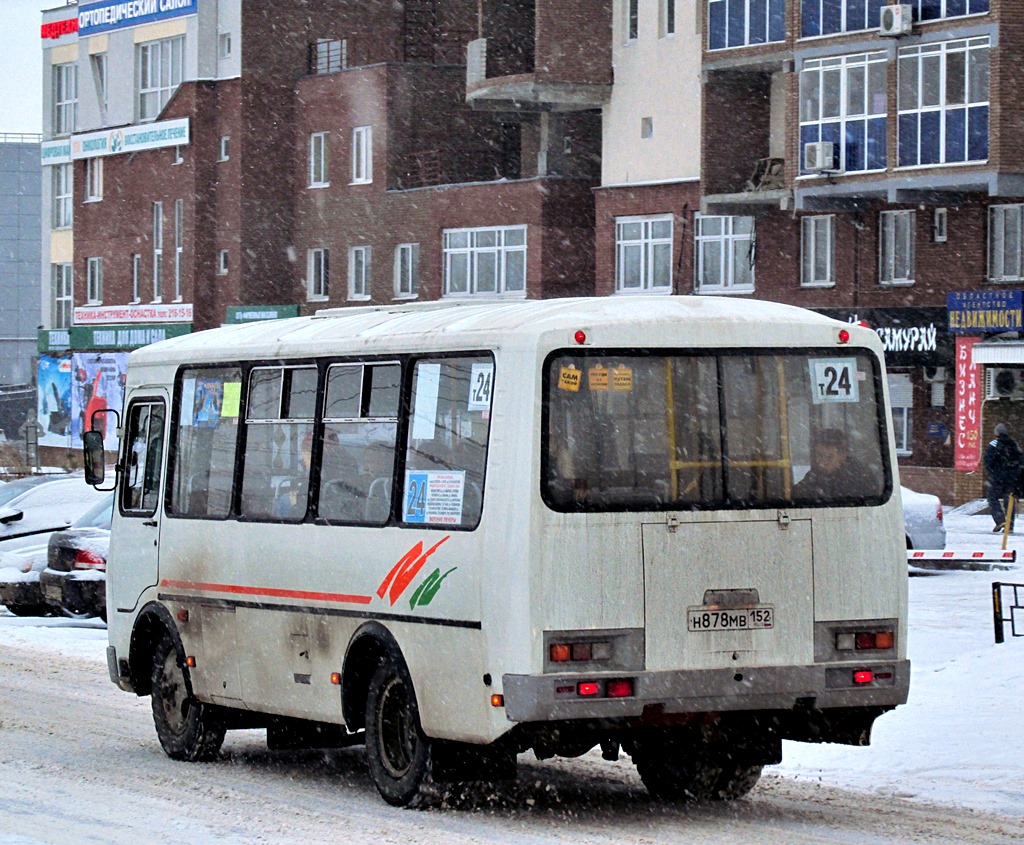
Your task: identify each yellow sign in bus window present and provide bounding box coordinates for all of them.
[588,364,609,391]
[612,365,634,391]
[559,365,581,392]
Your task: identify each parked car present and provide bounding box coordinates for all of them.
[40,491,114,619]
[0,474,68,508]
[0,478,108,616]
[902,485,946,550]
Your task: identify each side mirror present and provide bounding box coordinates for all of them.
[0,506,23,525]
[83,430,106,485]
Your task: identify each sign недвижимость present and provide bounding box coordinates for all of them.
[948,290,1023,334]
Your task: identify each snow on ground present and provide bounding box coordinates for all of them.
[2,501,1023,816]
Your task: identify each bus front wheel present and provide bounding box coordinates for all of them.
[150,633,225,762]
[365,659,433,807]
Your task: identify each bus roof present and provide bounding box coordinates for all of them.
[128,296,877,367]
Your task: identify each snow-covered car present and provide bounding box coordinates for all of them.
[902,485,946,550]
[0,474,68,508]
[0,478,108,616]
[40,491,114,620]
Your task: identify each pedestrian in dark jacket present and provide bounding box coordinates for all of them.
[985,422,1023,532]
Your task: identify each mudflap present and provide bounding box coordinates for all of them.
[782,703,891,746]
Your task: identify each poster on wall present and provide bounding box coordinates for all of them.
[37,355,73,447]
[70,352,129,450]
[954,336,981,472]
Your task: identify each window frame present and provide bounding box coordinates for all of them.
[308,247,329,300]
[708,0,786,50]
[137,36,184,122]
[661,0,676,36]
[174,199,184,300]
[132,253,142,303]
[152,201,164,302]
[888,372,913,456]
[801,215,836,287]
[85,157,103,202]
[309,131,330,187]
[351,126,372,184]
[442,225,528,298]
[51,263,72,329]
[694,214,756,294]
[615,214,673,294]
[86,256,103,305]
[394,243,420,299]
[906,0,989,22]
[349,245,372,301]
[91,53,108,117]
[217,249,229,276]
[879,210,916,286]
[800,0,885,38]
[52,163,73,229]
[52,61,77,136]
[988,204,1024,283]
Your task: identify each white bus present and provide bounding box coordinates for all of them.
[87,296,909,807]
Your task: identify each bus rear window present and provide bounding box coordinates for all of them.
[543,351,889,511]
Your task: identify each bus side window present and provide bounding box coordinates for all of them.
[122,400,166,514]
[402,355,493,528]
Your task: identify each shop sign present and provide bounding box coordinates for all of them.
[71,118,190,160]
[41,140,72,166]
[38,329,71,353]
[78,0,197,36]
[40,324,192,352]
[74,302,193,325]
[954,336,982,472]
[815,308,951,366]
[41,18,78,39]
[948,290,1023,334]
[225,305,300,323]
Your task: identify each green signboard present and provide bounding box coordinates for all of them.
[38,323,192,353]
[226,305,300,324]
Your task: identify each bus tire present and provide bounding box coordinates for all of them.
[634,747,718,802]
[150,632,225,762]
[365,658,433,807]
[710,762,762,800]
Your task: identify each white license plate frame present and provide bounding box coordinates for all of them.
[686,605,774,632]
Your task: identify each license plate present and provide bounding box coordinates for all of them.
[687,605,774,632]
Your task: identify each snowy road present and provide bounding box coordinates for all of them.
[0,617,1021,845]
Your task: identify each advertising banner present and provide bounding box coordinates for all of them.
[954,336,981,472]
[71,352,129,450]
[37,355,73,448]
[70,118,190,161]
[78,0,197,36]
[74,302,193,325]
[948,290,1024,334]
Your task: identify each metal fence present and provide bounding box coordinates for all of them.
[992,581,1024,643]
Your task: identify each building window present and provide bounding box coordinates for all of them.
[308,248,329,299]
[800,52,887,174]
[394,243,419,299]
[627,0,639,41]
[85,158,103,202]
[52,163,72,229]
[138,36,184,121]
[173,146,184,165]
[132,254,142,303]
[661,0,676,36]
[801,0,884,37]
[907,0,989,21]
[641,117,654,139]
[86,257,103,304]
[933,207,948,243]
[91,53,108,117]
[174,200,184,300]
[219,137,230,161]
[153,201,163,301]
[708,0,785,50]
[888,372,913,455]
[311,38,345,74]
[351,126,372,184]
[349,246,371,300]
[218,33,232,59]
[217,249,229,275]
[615,215,672,293]
[695,214,755,293]
[52,62,77,135]
[443,225,527,297]
[51,263,72,329]
[309,131,330,187]
[879,210,915,285]
[898,37,989,167]
[989,205,1024,283]
[801,215,835,287]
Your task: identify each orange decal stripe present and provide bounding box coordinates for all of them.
[160,579,372,605]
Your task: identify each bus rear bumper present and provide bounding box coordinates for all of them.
[502,659,910,724]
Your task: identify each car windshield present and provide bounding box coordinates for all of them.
[73,491,115,530]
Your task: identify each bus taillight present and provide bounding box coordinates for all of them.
[577,682,600,696]
[836,630,894,651]
[853,670,874,685]
[606,679,634,698]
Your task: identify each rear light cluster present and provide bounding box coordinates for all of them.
[835,630,894,651]
[549,640,612,663]
[556,678,634,698]
[73,549,106,571]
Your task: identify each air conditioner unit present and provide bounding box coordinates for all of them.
[803,141,836,174]
[985,367,1024,400]
[923,366,946,383]
[879,4,913,37]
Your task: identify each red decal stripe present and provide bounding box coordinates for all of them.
[160,579,372,605]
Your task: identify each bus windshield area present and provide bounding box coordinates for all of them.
[543,350,890,511]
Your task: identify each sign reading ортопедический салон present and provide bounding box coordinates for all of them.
[77,0,197,36]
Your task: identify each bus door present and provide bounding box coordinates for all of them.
[111,392,168,612]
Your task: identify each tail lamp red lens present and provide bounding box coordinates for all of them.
[73,549,106,570]
[606,679,634,698]
[837,630,894,651]
[853,670,874,685]
[577,682,599,696]
[838,329,851,343]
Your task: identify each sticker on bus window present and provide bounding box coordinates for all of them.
[559,365,581,392]
[809,358,860,404]
[588,364,609,391]
[193,379,224,428]
[403,470,466,524]
[222,382,241,418]
[611,364,634,391]
[468,363,494,411]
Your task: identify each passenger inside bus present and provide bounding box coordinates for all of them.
[793,427,877,501]
[273,428,316,519]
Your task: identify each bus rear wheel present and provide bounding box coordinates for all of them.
[150,633,225,762]
[633,737,762,802]
[365,659,433,807]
